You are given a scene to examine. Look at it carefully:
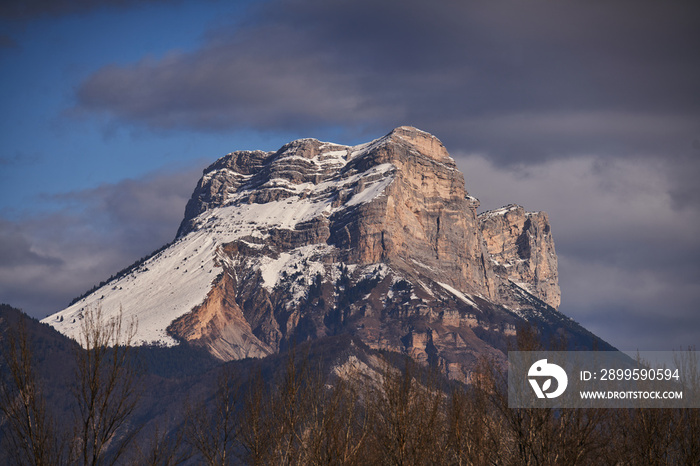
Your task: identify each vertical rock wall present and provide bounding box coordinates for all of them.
[478,205,561,309]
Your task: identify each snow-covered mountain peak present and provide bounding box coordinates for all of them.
[39,127,599,380]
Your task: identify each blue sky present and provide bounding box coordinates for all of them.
[1,0,699,352]
[1,1,290,214]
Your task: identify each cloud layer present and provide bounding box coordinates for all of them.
[458,153,700,350]
[74,0,700,161]
[0,166,202,317]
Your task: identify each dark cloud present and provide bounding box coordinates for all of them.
[0,0,188,20]
[667,145,700,210]
[571,304,700,352]
[458,153,700,350]
[52,167,201,255]
[0,165,202,318]
[74,0,700,162]
[0,220,63,267]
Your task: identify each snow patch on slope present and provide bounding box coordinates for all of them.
[437,282,480,310]
[42,140,398,347]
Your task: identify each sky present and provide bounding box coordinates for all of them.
[1,0,699,352]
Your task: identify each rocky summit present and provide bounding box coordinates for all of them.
[43,127,611,381]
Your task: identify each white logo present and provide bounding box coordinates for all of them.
[528,359,568,398]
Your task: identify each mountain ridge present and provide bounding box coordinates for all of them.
[43,126,611,380]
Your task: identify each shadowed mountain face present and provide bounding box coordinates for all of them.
[44,127,611,381]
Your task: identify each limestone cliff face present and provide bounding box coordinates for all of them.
[48,126,609,382]
[176,126,499,300]
[177,150,271,238]
[165,126,573,378]
[326,127,497,299]
[479,205,560,309]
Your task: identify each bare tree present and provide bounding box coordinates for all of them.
[444,373,494,465]
[0,315,63,465]
[238,352,372,466]
[288,364,370,466]
[673,347,700,465]
[467,325,612,466]
[270,349,310,464]
[185,365,241,466]
[613,348,700,465]
[368,359,446,466]
[70,305,141,466]
[135,423,190,466]
[239,368,274,466]
[308,376,370,465]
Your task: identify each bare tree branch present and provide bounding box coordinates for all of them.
[0,316,63,465]
[70,305,141,466]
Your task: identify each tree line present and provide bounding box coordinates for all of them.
[1,310,698,465]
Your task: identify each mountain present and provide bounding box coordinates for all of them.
[42,127,613,380]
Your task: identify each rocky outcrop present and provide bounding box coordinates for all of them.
[326,127,498,299]
[46,126,612,382]
[165,127,572,378]
[166,269,272,360]
[479,205,560,309]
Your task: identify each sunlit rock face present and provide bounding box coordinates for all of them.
[45,126,609,382]
[479,204,560,309]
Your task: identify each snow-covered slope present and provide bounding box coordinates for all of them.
[42,136,397,345]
